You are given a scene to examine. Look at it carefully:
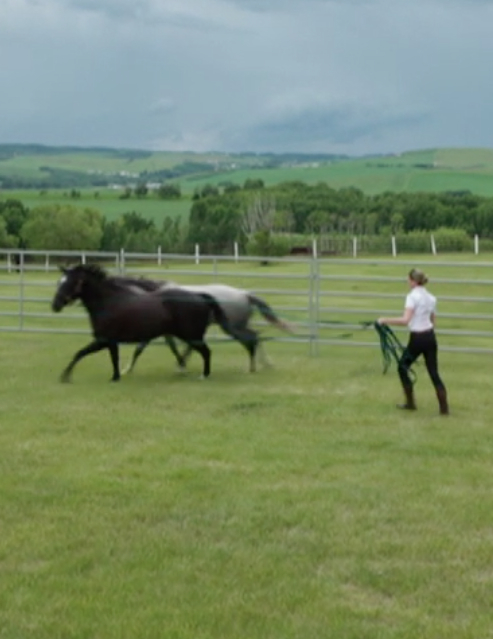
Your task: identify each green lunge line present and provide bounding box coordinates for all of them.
[371,322,418,384]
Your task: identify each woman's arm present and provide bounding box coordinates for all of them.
[378,307,414,326]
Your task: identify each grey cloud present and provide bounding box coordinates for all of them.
[232,104,430,153]
[45,0,151,20]
[42,0,254,32]
[1,0,493,155]
[148,98,177,116]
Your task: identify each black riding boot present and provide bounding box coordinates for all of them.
[436,387,449,415]
[397,384,416,410]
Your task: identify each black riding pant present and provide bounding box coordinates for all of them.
[398,329,445,390]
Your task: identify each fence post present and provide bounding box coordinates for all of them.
[234,241,239,263]
[195,244,200,265]
[391,236,397,258]
[352,236,358,258]
[81,252,86,265]
[7,252,12,274]
[431,234,437,256]
[474,235,479,255]
[312,237,318,259]
[119,248,125,273]
[308,252,320,357]
[19,252,25,330]
[158,245,162,266]
[45,253,50,272]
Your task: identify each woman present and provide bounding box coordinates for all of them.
[378,268,449,415]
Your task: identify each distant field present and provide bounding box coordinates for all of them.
[4,189,192,223]
[0,148,258,180]
[3,146,493,196]
[182,147,493,196]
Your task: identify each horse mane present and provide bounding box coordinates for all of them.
[75,262,108,281]
[72,264,172,292]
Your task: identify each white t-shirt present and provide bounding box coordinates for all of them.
[405,286,436,332]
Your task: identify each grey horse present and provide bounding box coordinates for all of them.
[116,277,293,373]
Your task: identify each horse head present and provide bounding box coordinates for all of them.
[51,263,107,312]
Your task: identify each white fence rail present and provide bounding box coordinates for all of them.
[1,249,493,356]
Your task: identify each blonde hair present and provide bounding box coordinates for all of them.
[409,268,428,286]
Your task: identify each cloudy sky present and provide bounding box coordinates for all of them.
[0,0,492,156]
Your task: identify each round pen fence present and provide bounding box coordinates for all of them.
[1,249,493,356]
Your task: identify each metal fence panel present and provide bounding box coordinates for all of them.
[1,249,492,355]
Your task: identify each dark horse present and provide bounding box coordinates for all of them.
[110,277,292,374]
[51,263,247,382]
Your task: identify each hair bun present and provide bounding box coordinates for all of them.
[409,268,428,285]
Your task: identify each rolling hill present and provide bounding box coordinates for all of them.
[1,144,493,196]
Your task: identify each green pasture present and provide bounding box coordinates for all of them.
[0,149,256,180]
[435,147,493,169]
[1,320,493,637]
[182,159,416,193]
[170,147,493,195]
[4,147,493,198]
[182,151,493,196]
[405,170,493,196]
[1,255,493,637]
[5,189,192,223]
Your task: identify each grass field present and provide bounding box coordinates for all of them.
[0,149,258,181]
[182,149,493,196]
[1,256,493,638]
[4,147,493,198]
[5,190,193,224]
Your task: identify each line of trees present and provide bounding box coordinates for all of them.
[186,181,493,254]
[3,180,493,255]
[0,199,187,253]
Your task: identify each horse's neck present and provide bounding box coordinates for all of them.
[80,280,119,315]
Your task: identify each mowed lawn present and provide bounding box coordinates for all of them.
[1,254,493,638]
[1,332,493,637]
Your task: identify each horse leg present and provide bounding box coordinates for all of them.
[238,327,259,373]
[223,324,259,373]
[121,341,148,375]
[164,335,187,371]
[186,341,211,378]
[60,339,108,383]
[180,343,193,367]
[108,342,121,382]
[257,340,274,368]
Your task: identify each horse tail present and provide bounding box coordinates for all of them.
[247,294,294,333]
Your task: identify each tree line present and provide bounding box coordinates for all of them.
[186,181,493,253]
[0,199,185,254]
[2,181,493,255]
